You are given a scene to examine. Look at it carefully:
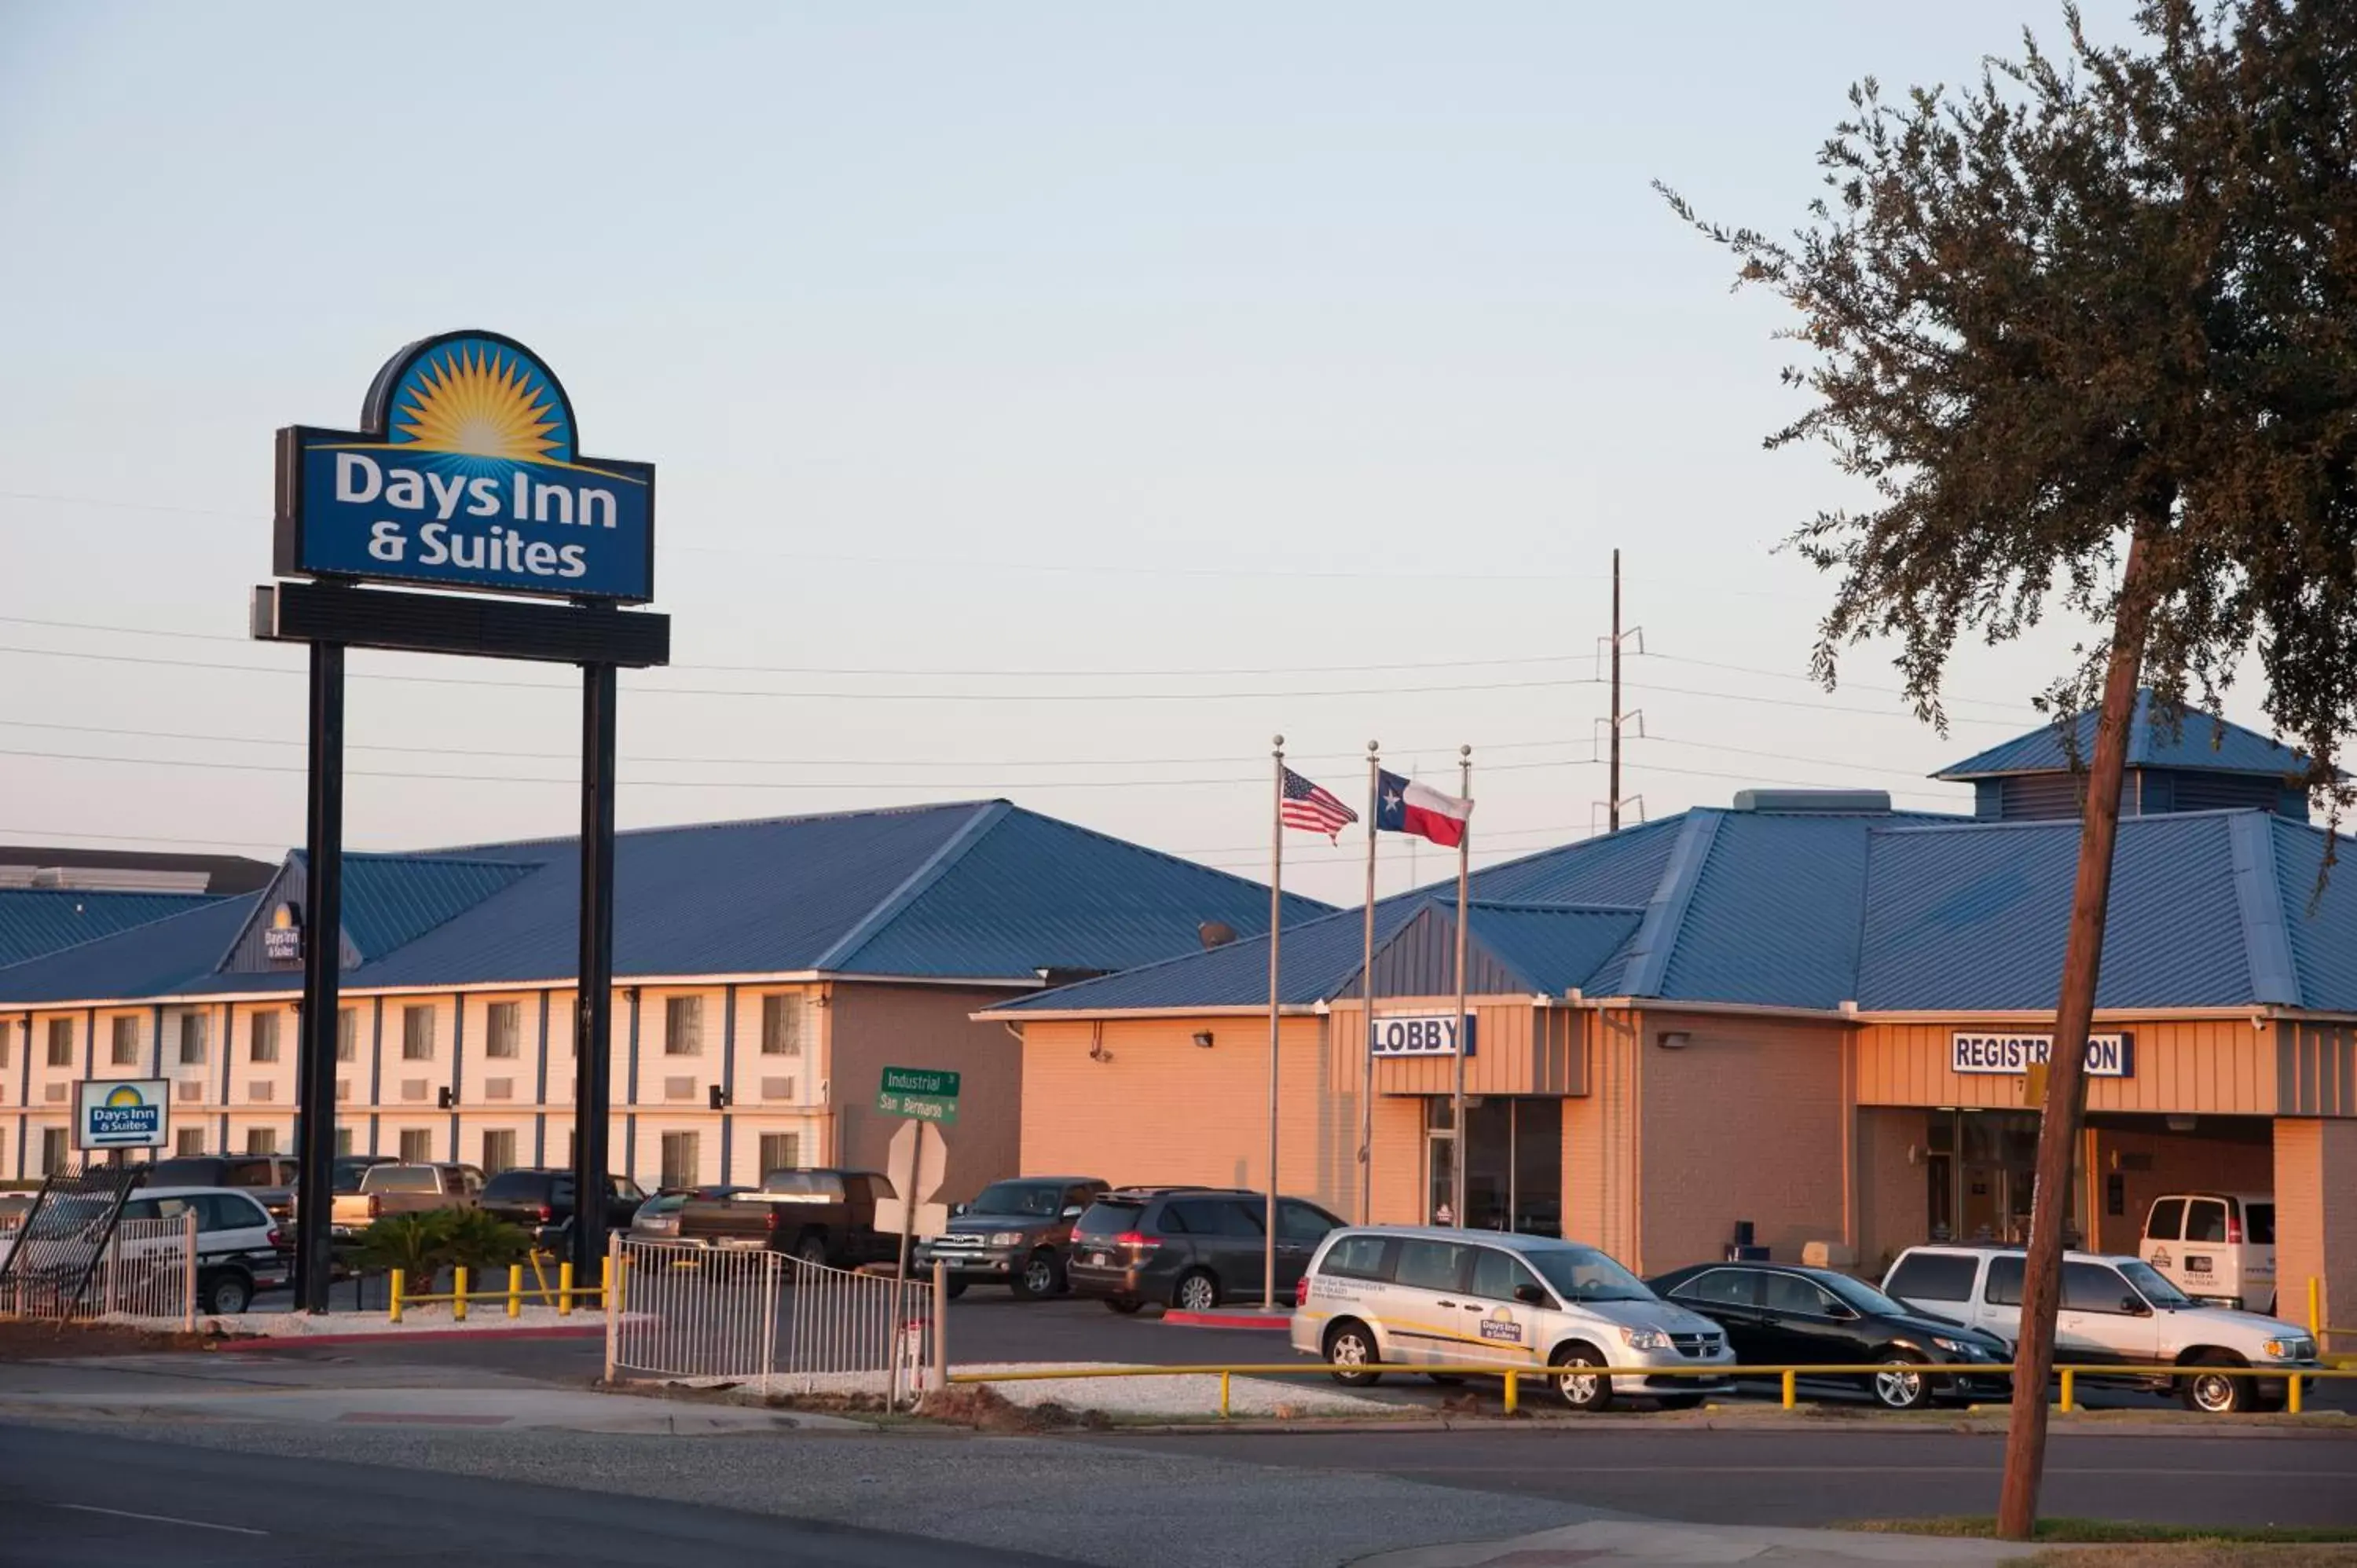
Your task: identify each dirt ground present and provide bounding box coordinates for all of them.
[0,1317,218,1360]
[2027,1550,2357,1566]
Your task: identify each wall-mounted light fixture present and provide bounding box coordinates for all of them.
[2166,1114,2198,1133]
[708,1084,729,1111]
[436,1086,456,1110]
[1192,1030,1215,1050]
[1658,1031,1691,1050]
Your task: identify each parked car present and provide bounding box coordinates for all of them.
[674,1169,900,1268]
[117,1186,290,1314]
[1065,1187,1341,1313]
[332,1154,398,1194]
[1648,1259,2010,1409]
[1294,1226,1736,1412]
[2140,1192,2276,1313]
[917,1176,1110,1299]
[328,1163,482,1239]
[629,1185,749,1240]
[478,1168,648,1250]
[140,1155,299,1223]
[1882,1244,2320,1413]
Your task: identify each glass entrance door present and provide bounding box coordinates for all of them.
[1424,1097,1560,1233]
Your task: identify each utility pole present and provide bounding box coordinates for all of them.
[1610,550,1622,832]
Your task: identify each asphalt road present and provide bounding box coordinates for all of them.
[1092,1424,2357,1530]
[0,1420,1076,1568]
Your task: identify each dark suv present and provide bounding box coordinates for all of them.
[917,1176,1109,1299]
[478,1168,647,1250]
[1065,1187,1342,1313]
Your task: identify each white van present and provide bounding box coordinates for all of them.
[2139,1192,2275,1313]
[1882,1243,2317,1413]
[1291,1226,1736,1412]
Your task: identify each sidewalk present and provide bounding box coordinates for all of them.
[1351,1518,2030,1566]
[0,1379,860,1434]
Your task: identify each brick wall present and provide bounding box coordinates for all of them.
[1856,1106,1927,1277]
[2275,1119,2357,1335]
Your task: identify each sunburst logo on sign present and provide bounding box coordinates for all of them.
[388,339,572,463]
[105,1084,146,1108]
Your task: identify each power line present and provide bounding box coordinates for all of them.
[1635,650,2040,717]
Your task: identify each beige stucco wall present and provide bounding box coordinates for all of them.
[829,983,1024,1203]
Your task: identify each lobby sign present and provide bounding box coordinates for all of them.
[75,1079,170,1151]
[1950,1031,2134,1079]
[1371,1013,1479,1058]
[276,331,655,602]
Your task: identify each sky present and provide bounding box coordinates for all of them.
[0,0,2257,907]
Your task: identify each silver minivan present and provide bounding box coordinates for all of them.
[1292,1225,1736,1411]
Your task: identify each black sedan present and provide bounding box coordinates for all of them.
[1646,1260,2011,1410]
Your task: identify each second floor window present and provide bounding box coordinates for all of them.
[249,1011,280,1064]
[401,1005,434,1061]
[46,1017,75,1068]
[178,1013,209,1066]
[761,994,802,1057]
[665,995,702,1056]
[110,1015,141,1066]
[336,1006,359,1063]
[485,1001,521,1060]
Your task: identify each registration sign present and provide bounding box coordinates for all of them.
[1950,1031,2135,1079]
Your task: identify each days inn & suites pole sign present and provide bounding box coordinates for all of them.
[260,330,668,1314]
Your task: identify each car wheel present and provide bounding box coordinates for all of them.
[1325,1320,1383,1387]
[942,1277,968,1300]
[2182,1353,2250,1414]
[203,1272,253,1315]
[1105,1297,1145,1315]
[792,1236,829,1269]
[1012,1251,1061,1300]
[1871,1351,1933,1412]
[1174,1269,1220,1313]
[1549,1343,1614,1412]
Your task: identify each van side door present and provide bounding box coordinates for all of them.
[1462,1247,1547,1369]
[1385,1238,1480,1368]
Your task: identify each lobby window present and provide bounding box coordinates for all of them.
[398,1129,433,1163]
[660,1130,701,1191]
[245,1128,278,1156]
[485,1002,521,1060]
[178,1013,209,1066]
[336,1007,359,1063]
[482,1129,517,1174]
[758,1132,801,1178]
[42,1127,69,1174]
[110,1016,141,1067]
[46,1017,75,1068]
[761,995,801,1057]
[664,996,702,1056]
[401,1005,435,1061]
[249,1011,281,1064]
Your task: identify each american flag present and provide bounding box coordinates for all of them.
[1280,767,1359,841]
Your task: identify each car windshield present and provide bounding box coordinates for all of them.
[969,1182,1062,1218]
[1525,1245,1655,1302]
[2117,1259,2194,1307]
[1820,1273,1915,1318]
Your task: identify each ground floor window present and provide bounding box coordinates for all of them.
[482,1128,517,1174]
[398,1129,433,1163]
[42,1127,69,1174]
[176,1129,204,1156]
[245,1128,277,1155]
[334,1127,354,1156]
[758,1131,801,1178]
[660,1130,700,1191]
[1423,1097,1561,1233]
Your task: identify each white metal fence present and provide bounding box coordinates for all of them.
[606,1238,937,1406]
[1,1210,196,1328]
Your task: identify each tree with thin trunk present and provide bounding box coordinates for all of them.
[1662,0,2355,1539]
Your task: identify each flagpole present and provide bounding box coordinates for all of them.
[1265,734,1285,1309]
[1452,744,1471,1232]
[1359,739,1380,1226]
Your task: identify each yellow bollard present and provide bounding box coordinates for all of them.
[602,1255,614,1311]
[454,1266,468,1322]
[2289,1374,2304,1416]
[1781,1369,1796,1410]
[1219,1370,1231,1420]
[558,1261,574,1317]
[508,1264,522,1319]
[1503,1370,1519,1415]
[2058,1368,2075,1412]
[2313,1277,2324,1339]
[390,1268,405,1324]
[617,1255,629,1313]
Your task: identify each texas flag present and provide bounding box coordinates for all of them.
[1374,769,1473,848]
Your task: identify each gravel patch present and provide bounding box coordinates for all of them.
[950,1361,1387,1418]
[3,1412,1599,1568]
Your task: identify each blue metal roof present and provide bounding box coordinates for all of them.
[2269,817,2357,1012]
[1457,903,1645,996]
[0,894,259,1004]
[1937,691,2312,780]
[0,889,222,968]
[0,801,1329,1003]
[999,899,1421,1012]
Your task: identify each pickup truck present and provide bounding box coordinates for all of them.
[674,1169,899,1269]
[330,1163,484,1238]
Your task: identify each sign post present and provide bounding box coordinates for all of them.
[262,331,669,1310]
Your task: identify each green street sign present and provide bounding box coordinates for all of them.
[881,1066,959,1097]
[876,1088,959,1125]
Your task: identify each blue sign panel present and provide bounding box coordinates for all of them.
[76,1079,170,1150]
[276,332,654,603]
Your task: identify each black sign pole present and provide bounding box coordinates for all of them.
[293,639,346,1313]
[572,661,618,1285]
